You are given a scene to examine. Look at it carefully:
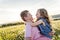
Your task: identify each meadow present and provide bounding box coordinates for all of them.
[0,25,25,40]
[0,20,60,40]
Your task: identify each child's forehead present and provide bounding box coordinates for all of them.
[27,12,31,15]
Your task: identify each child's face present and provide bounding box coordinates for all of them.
[25,12,33,21]
[36,10,41,19]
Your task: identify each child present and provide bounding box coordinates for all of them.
[36,8,53,39]
[20,10,51,40]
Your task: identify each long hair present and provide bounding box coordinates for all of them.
[38,8,50,24]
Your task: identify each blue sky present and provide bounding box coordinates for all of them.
[0,0,60,24]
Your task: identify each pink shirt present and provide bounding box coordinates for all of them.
[25,22,51,40]
[25,22,32,37]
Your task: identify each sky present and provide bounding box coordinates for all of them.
[0,0,60,24]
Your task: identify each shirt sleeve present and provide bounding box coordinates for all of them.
[25,23,32,37]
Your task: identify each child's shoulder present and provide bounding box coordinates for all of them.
[39,18,47,22]
[39,18,45,20]
[25,22,32,26]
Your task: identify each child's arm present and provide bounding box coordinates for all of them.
[30,20,45,26]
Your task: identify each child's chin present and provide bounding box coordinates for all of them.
[31,18,33,20]
[37,17,39,19]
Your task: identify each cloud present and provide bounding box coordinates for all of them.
[0,0,41,8]
[32,0,60,15]
[0,0,60,24]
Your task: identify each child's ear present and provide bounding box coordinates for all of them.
[24,17,27,20]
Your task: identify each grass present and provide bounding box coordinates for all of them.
[51,20,60,40]
[0,25,25,40]
[0,20,60,40]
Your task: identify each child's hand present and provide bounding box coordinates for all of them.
[39,20,45,26]
[42,21,45,26]
[49,31,54,36]
[43,22,45,26]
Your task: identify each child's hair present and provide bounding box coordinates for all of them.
[20,10,29,21]
[38,8,50,24]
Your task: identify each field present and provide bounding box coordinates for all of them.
[0,20,60,40]
[51,20,60,40]
[0,25,25,40]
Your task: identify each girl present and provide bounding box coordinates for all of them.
[20,10,51,40]
[36,8,53,39]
